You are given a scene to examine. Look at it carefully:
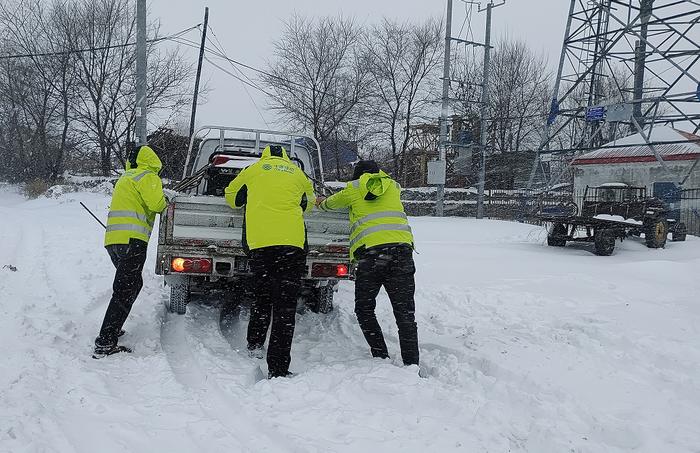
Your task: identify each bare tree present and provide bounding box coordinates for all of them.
[262,14,368,144]
[64,0,192,175]
[486,38,551,154]
[0,0,194,180]
[453,38,552,154]
[361,18,443,182]
[450,37,552,188]
[0,55,36,182]
[0,0,77,182]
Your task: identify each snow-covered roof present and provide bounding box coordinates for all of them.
[573,126,700,165]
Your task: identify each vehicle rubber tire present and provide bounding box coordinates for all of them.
[671,222,687,242]
[547,223,567,247]
[308,285,335,314]
[169,280,190,315]
[594,229,616,256]
[645,218,668,249]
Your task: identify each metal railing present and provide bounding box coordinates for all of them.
[182,126,324,182]
[401,187,700,236]
[681,188,700,236]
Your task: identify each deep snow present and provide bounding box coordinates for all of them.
[1,183,699,453]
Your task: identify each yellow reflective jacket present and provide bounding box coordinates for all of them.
[224,146,315,251]
[319,170,413,261]
[104,146,167,246]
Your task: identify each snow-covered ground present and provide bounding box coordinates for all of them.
[1,183,699,453]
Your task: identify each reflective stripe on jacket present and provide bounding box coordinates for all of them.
[319,170,413,261]
[223,146,315,251]
[104,146,167,246]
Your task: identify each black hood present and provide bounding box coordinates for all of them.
[352,160,380,180]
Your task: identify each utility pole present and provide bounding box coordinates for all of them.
[436,0,453,217]
[437,0,503,218]
[135,0,147,146]
[189,7,209,141]
[476,2,504,219]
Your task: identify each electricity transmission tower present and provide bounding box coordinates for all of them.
[529,0,700,188]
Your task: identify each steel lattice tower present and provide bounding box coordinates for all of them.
[529,0,700,188]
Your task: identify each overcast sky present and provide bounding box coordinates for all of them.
[148,0,571,131]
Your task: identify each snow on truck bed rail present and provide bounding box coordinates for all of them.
[1,184,700,453]
[593,214,644,225]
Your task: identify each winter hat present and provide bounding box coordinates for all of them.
[352,160,380,180]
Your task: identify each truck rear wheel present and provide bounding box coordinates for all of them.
[671,222,687,242]
[594,229,615,256]
[307,284,335,314]
[547,223,567,247]
[168,277,190,315]
[645,219,668,249]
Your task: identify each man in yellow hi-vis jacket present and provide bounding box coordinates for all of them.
[94,144,167,358]
[317,160,418,367]
[225,144,315,378]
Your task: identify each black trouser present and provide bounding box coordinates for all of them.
[96,238,148,346]
[247,246,306,377]
[354,244,419,366]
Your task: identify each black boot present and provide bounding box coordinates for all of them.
[93,337,132,359]
[267,370,294,379]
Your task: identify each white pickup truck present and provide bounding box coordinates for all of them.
[156,126,351,314]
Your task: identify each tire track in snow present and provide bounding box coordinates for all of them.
[160,305,305,453]
[0,207,87,453]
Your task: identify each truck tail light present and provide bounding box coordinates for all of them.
[171,257,212,273]
[212,155,231,166]
[311,263,350,278]
[336,264,349,277]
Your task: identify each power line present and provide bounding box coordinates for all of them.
[0,24,201,60]
[176,27,556,135]
[166,28,438,134]
[205,25,270,127]
[207,26,260,89]
[170,36,263,88]
[205,54,277,97]
[168,35,355,107]
[168,36,276,97]
[169,34,352,102]
[456,1,470,40]
[173,27,445,129]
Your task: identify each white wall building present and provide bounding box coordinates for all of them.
[572,126,700,191]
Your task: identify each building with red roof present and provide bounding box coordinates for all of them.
[572,126,700,193]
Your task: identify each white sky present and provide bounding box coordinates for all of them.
[148,0,572,132]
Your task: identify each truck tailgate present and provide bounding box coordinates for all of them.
[163,195,349,248]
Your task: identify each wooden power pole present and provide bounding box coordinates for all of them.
[189,7,209,141]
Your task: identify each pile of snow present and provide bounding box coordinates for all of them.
[1,184,699,452]
[40,174,118,199]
